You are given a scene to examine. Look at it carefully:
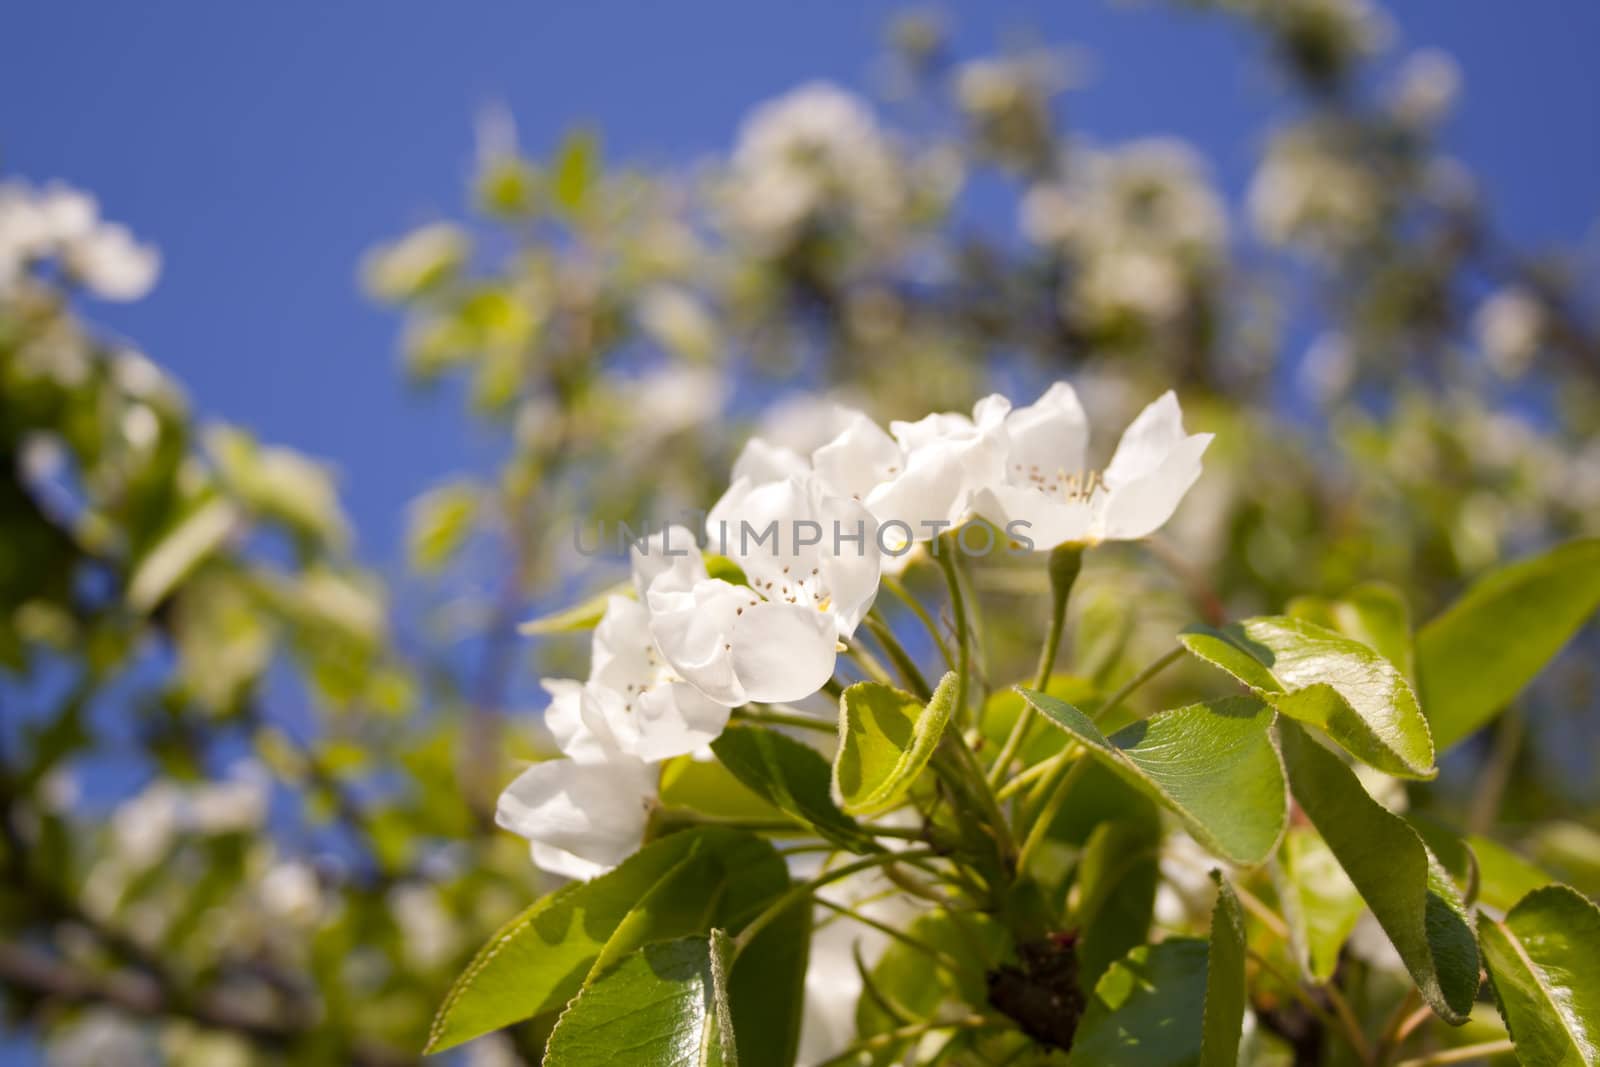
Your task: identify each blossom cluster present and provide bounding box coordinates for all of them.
[0,180,160,301]
[498,382,1211,878]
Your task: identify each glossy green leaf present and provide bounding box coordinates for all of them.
[426,830,703,1053]
[728,890,809,1067]
[1201,873,1247,1067]
[1074,820,1160,988]
[1020,690,1288,867]
[1279,720,1479,1024]
[1066,939,1208,1066]
[1288,581,1415,680]
[711,725,877,852]
[1418,538,1600,752]
[834,673,956,817]
[1182,615,1435,779]
[1481,885,1600,1067]
[1277,825,1365,982]
[426,828,787,1055]
[545,931,738,1067]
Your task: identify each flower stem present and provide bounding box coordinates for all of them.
[732,705,836,733]
[883,573,956,671]
[731,848,941,957]
[988,544,1082,788]
[865,613,932,700]
[1394,1041,1514,1067]
[935,537,971,725]
[1094,646,1184,723]
[1014,748,1089,874]
[812,1015,998,1067]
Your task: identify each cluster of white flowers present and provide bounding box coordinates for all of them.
[0,180,161,301]
[1247,124,1386,255]
[1022,140,1228,327]
[722,82,908,252]
[499,382,1211,879]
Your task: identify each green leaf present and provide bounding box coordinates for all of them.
[728,889,810,1067]
[406,482,478,574]
[711,726,877,852]
[1073,820,1160,988]
[1277,825,1365,982]
[1469,835,1556,914]
[545,931,738,1067]
[127,496,239,613]
[834,673,957,817]
[1181,615,1435,779]
[1288,581,1415,680]
[1066,939,1208,1066]
[425,831,702,1053]
[426,828,788,1055]
[1201,873,1247,1067]
[1481,885,1600,1067]
[1278,720,1479,1024]
[519,581,632,636]
[1418,538,1600,752]
[551,128,601,216]
[1020,690,1288,867]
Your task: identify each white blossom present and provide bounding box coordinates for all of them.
[0,180,160,301]
[725,82,905,250]
[656,477,881,702]
[496,750,656,881]
[971,385,1212,548]
[1475,286,1544,379]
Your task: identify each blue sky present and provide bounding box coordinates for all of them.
[4,1,1598,570]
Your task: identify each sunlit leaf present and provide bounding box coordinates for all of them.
[1480,884,1600,1067]
[1276,825,1364,983]
[1021,690,1287,867]
[1418,538,1600,752]
[127,495,238,613]
[834,673,956,817]
[1288,581,1415,680]
[1182,615,1435,778]
[1066,939,1208,1066]
[519,581,633,636]
[544,931,738,1067]
[1201,873,1247,1067]
[406,482,479,574]
[1278,720,1478,1024]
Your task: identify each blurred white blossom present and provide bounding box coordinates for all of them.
[725,82,907,251]
[0,180,160,301]
[1475,286,1544,378]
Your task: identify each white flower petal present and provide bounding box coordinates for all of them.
[731,601,839,703]
[627,683,734,763]
[810,412,903,502]
[541,678,615,761]
[647,578,749,705]
[731,438,810,486]
[971,483,1095,550]
[1103,390,1188,487]
[1100,431,1212,541]
[1002,381,1089,478]
[496,757,655,879]
[630,523,704,597]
